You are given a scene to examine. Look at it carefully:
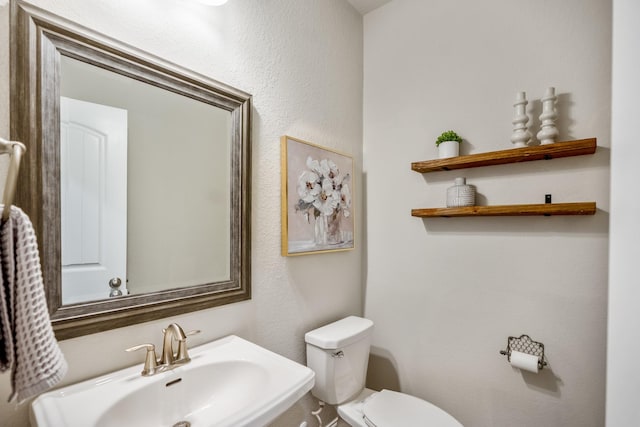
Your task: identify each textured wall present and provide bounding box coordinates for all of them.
[0,0,363,425]
[363,0,610,426]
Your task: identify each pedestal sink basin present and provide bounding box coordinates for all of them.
[30,335,315,427]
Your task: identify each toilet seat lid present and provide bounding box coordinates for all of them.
[362,390,462,427]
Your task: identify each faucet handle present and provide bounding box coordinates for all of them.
[176,330,201,362]
[126,343,158,376]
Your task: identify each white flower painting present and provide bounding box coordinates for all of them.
[281,136,354,256]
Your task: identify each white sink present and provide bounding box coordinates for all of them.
[31,335,315,427]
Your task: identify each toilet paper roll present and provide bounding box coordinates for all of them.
[510,350,539,373]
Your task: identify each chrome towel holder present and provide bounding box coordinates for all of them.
[0,137,26,222]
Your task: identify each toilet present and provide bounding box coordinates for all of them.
[305,316,463,427]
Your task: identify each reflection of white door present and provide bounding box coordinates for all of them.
[60,97,128,304]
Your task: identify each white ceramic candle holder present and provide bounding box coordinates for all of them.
[510,91,532,148]
[537,87,559,145]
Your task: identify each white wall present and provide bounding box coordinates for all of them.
[0,0,363,425]
[363,1,610,426]
[607,0,640,425]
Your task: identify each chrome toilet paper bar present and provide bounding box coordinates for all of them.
[499,334,547,370]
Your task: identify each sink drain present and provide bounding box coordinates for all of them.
[173,422,191,427]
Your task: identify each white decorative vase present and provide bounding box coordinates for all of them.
[537,87,559,145]
[446,177,476,207]
[510,91,532,148]
[438,141,459,159]
[314,213,340,246]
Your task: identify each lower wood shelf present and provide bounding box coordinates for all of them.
[411,202,597,218]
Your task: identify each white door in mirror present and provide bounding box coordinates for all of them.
[60,97,128,304]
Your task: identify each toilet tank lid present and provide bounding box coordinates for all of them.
[305,316,373,349]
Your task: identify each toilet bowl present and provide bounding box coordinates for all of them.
[338,388,461,427]
[305,316,462,427]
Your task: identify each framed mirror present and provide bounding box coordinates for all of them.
[10,0,251,339]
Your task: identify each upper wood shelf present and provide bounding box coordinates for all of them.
[411,202,597,218]
[411,138,597,173]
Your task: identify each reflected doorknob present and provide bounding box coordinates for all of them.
[109,277,123,297]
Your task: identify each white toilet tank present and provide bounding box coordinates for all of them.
[305,316,374,405]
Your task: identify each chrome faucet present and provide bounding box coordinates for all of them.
[126,322,200,376]
[161,323,188,365]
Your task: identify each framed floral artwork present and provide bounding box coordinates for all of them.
[281,136,354,256]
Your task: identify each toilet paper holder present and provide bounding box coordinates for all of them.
[499,334,547,370]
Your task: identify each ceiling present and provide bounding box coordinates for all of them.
[346,0,392,14]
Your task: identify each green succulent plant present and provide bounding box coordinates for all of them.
[435,130,463,146]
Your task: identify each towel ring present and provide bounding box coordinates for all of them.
[0,137,27,222]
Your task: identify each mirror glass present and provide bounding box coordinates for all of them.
[10,0,251,339]
[59,56,231,304]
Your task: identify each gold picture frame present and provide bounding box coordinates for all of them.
[281,135,354,256]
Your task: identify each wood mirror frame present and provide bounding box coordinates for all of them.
[9,0,251,340]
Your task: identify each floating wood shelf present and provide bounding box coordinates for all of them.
[411,138,596,173]
[411,202,597,218]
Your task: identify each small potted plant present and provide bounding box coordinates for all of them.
[436,130,462,159]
